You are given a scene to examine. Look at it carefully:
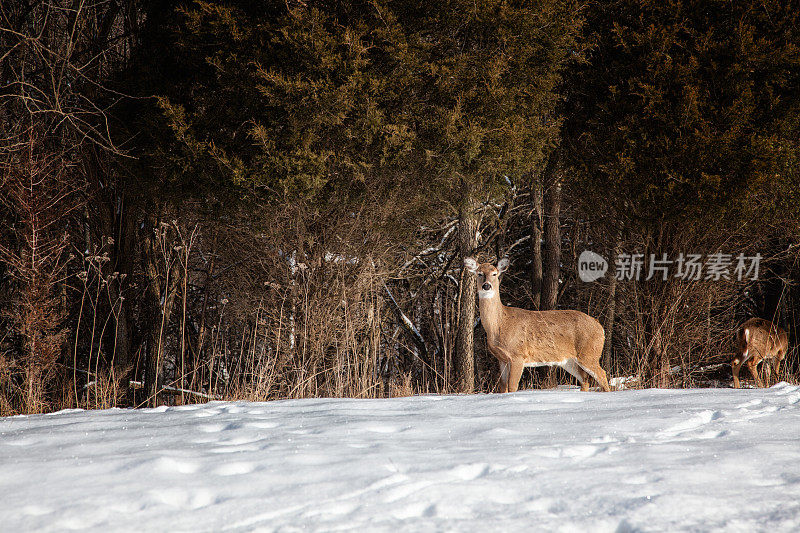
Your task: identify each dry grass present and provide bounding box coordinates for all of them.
[2,208,799,415]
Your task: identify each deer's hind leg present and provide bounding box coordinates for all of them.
[576,334,611,392]
[732,356,745,388]
[595,365,611,392]
[764,358,773,386]
[773,357,782,384]
[747,359,765,388]
[562,359,591,391]
[575,360,611,392]
[578,368,591,391]
[588,363,611,392]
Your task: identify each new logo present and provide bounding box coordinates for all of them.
[578,250,608,282]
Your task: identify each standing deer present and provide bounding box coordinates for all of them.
[732,318,789,388]
[464,257,610,392]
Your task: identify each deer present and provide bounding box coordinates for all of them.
[732,318,789,388]
[464,257,611,392]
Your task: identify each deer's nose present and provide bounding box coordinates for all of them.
[482,282,492,291]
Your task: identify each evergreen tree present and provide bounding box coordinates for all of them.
[563,0,800,229]
[138,0,583,393]
[560,0,800,383]
[394,0,583,390]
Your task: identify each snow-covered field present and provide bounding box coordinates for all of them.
[3,384,800,532]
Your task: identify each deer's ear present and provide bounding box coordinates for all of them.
[463,257,479,273]
[497,257,510,273]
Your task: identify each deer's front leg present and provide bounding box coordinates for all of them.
[506,360,525,393]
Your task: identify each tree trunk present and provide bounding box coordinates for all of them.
[530,172,544,309]
[541,153,561,311]
[538,153,562,388]
[603,237,622,369]
[455,190,478,393]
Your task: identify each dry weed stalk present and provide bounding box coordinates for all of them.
[0,140,77,414]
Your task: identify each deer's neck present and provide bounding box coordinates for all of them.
[478,293,505,343]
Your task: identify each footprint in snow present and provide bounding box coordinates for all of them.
[350,424,402,434]
[736,398,763,409]
[288,453,339,466]
[382,480,437,503]
[208,444,260,454]
[346,442,378,449]
[306,500,361,518]
[558,396,585,403]
[198,423,227,433]
[22,505,52,516]
[214,462,256,476]
[392,502,437,519]
[660,409,723,438]
[143,405,170,413]
[149,488,216,509]
[731,404,779,423]
[108,500,147,514]
[615,519,641,533]
[169,404,204,412]
[783,392,800,405]
[215,435,261,446]
[362,473,409,493]
[533,444,603,459]
[154,456,199,474]
[245,420,279,430]
[623,474,654,485]
[190,410,219,418]
[450,463,489,481]
[548,500,568,513]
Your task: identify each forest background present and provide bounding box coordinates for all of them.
[1,0,799,413]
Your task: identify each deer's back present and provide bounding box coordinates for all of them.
[494,308,604,362]
[737,318,788,360]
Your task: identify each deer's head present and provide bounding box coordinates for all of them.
[464,257,509,299]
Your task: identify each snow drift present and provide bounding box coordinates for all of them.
[3,384,800,532]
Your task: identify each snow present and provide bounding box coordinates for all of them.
[3,384,800,532]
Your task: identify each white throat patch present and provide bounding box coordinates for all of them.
[478,290,496,299]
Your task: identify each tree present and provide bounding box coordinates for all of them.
[122,0,436,403]
[395,0,583,390]
[563,0,800,230]
[132,0,584,394]
[0,0,132,412]
[561,0,800,383]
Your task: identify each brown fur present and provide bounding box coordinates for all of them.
[732,318,789,388]
[467,258,610,392]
